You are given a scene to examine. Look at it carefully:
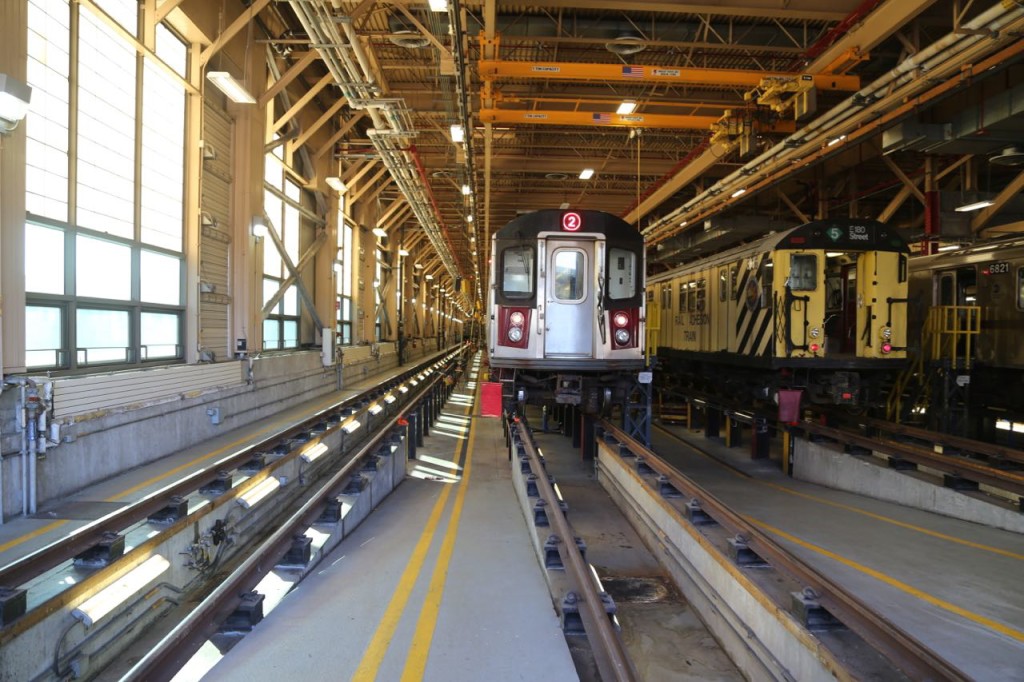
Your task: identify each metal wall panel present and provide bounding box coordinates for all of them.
[200,102,233,361]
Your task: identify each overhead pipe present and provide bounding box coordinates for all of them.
[646,0,1024,242]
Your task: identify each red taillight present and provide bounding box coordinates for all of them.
[841,392,852,400]
[498,307,530,349]
[881,342,892,354]
[810,343,820,352]
[609,309,639,349]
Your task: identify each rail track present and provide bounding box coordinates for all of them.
[0,346,468,681]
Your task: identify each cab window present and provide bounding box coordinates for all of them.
[607,248,636,299]
[790,254,817,291]
[501,245,534,299]
[552,249,585,301]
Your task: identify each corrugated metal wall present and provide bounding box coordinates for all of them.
[199,103,233,362]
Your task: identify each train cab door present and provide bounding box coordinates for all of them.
[840,264,857,353]
[545,243,593,357]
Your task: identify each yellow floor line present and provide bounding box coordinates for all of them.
[352,367,479,681]
[400,390,479,680]
[749,517,1024,643]
[657,424,1024,561]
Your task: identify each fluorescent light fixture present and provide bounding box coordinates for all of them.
[579,168,595,180]
[300,442,328,463]
[425,274,434,280]
[616,100,637,115]
[466,214,473,223]
[450,124,464,142]
[398,248,410,257]
[429,0,448,11]
[0,73,32,134]
[937,244,963,252]
[461,184,472,195]
[72,554,171,627]
[731,188,747,198]
[954,200,993,212]
[372,227,387,238]
[827,134,847,147]
[414,262,424,269]
[559,202,570,209]
[680,220,688,227]
[206,71,256,104]
[342,419,361,434]
[237,476,281,509]
[326,176,347,193]
[252,219,269,239]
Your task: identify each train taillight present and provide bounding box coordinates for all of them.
[610,309,638,349]
[498,307,531,348]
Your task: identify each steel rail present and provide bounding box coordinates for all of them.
[848,416,1024,467]
[0,350,461,592]
[123,371,450,681]
[600,419,970,682]
[511,416,639,682]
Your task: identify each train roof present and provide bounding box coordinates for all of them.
[909,236,1024,270]
[493,209,642,244]
[648,218,909,283]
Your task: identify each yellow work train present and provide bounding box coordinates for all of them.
[647,218,909,408]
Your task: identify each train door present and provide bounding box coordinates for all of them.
[545,244,593,357]
[841,264,857,353]
[716,267,730,351]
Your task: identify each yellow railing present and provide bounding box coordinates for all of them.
[887,305,980,423]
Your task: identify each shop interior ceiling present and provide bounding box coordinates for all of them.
[247,0,1024,283]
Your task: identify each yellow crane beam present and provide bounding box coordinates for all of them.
[478,108,796,134]
[478,59,860,92]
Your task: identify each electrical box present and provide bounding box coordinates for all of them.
[322,327,335,367]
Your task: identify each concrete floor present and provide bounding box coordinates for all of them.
[651,423,1024,679]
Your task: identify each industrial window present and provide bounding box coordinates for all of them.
[696,279,706,312]
[262,146,304,351]
[790,254,818,291]
[23,1,186,371]
[552,250,585,301]
[678,281,686,313]
[501,245,535,298]
[336,219,354,346]
[606,247,635,299]
[688,281,697,313]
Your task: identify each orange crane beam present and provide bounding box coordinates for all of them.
[478,108,796,133]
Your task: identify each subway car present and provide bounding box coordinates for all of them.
[487,209,646,412]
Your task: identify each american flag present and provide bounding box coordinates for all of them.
[622,65,644,78]
[592,112,611,123]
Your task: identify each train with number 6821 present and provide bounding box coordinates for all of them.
[487,209,646,413]
[647,218,911,414]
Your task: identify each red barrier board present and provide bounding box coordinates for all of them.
[480,382,503,417]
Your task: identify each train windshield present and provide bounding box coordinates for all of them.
[607,247,636,299]
[501,245,535,299]
[553,249,585,301]
[789,254,817,291]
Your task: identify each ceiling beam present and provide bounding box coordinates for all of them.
[272,72,334,134]
[290,97,347,153]
[258,50,318,107]
[489,0,849,21]
[199,0,271,67]
[479,60,859,91]
[315,111,368,159]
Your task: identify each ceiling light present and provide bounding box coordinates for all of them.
[372,227,387,238]
[252,218,269,239]
[206,71,256,104]
[680,220,688,227]
[398,248,410,256]
[72,555,171,627]
[415,262,424,269]
[731,188,747,198]
[954,200,993,212]
[559,202,570,209]
[326,176,347,193]
[827,134,847,147]
[461,184,471,195]
[450,124,464,143]
[0,73,32,134]
[579,168,595,180]
[466,215,473,223]
[616,100,637,115]
[429,0,448,11]
[425,274,434,280]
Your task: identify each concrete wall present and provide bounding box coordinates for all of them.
[793,440,1024,534]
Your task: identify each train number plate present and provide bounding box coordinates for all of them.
[986,262,1010,275]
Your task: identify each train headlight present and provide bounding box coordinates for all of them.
[809,327,820,338]
[614,329,631,345]
[509,311,525,326]
[508,326,523,343]
[881,327,892,340]
[613,312,630,328]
